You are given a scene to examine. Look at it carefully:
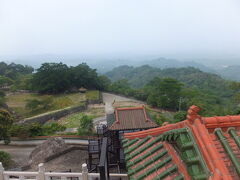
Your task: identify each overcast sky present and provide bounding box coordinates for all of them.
[0,0,240,61]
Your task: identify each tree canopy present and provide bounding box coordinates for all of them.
[146,78,183,110]
[31,62,109,94]
[0,109,13,144]
[106,65,238,115]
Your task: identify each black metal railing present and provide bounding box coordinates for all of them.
[99,137,109,180]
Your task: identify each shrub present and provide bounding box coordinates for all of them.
[42,122,66,135]
[25,97,54,113]
[77,114,94,136]
[0,151,12,169]
[154,114,171,125]
[0,109,13,144]
[10,122,66,138]
[79,114,93,131]
[174,111,187,122]
[10,124,30,138]
[28,123,43,137]
[25,99,42,111]
[41,97,54,110]
[153,114,163,125]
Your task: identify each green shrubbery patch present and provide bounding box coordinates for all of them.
[10,122,66,138]
[0,151,12,169]
[77,114,94,136]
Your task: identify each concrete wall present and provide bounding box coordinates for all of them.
[20,104,87,125]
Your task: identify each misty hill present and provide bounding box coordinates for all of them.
[217,65,240,82]
[92,57,213,73]
[141,58,214,72]
[105,65,232,96]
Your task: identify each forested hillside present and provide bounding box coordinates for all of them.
[91,57,213,73]
[106,65,232,96]
[105,65,239,116]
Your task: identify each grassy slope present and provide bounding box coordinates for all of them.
[6,92,86,118]
[58,105,105,128]
[86,90,100,100]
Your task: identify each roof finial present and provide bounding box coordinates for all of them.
[187,105,201,124]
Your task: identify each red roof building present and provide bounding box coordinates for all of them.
[122,105,240,180]
[107,106,158,131]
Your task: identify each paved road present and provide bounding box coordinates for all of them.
[102,92,145,114]
[102,92,145,104]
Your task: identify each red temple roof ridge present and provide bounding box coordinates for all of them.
[122,105,240,179]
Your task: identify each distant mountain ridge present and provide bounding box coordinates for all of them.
[105,65,232,97]
[2,54,240,81]
[100,58,240,82]
[141,58,214,73]
[93,57,213,73]
[217,65,240,81]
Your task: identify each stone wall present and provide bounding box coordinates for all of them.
[20,103,87,125]
[19,91,102,125]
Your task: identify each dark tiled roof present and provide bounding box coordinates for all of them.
[108,107,158,131]
[122,105,240,180]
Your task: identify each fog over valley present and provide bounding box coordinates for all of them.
[1,0,240,69]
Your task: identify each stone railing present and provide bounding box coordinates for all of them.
[0,163,128,180]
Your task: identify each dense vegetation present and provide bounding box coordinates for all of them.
[0,62,34,91]
[31,63,107,94]
[1,60,240,139]
[0,109,13,144]
[0,61,109,94]
[77,114,94,136]
[10,122,66,138]
[106,65,238,116]
[106,65,231,94]
[0,62,33,80]
[0,151,12,169]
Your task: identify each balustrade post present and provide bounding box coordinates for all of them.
[38,163,45,180]
[0,163,4,180]
[82,163,88,180]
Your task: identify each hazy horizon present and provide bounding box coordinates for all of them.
[1,0,240,65]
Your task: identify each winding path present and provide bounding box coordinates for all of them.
[102,92,145,113]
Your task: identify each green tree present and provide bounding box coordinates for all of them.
[69,63,99,89]
[0,75,13,88]
[31,63,70,93]
[147,78,183,110]
[97,75,111,91]
[0,109,13,144]
[109,79,132,95]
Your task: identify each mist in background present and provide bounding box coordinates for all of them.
[0,0,240,67]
